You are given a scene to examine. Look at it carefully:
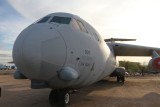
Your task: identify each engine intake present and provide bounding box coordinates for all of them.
[149,57,160,70]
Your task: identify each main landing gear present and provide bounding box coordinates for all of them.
[117,75,125,83]
[49,89,70,107]
[110,67,126,83]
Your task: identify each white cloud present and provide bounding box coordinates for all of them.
[5,0,160,46]
[6,0,135,34]
[6,0,160,48]
[1,0,159,64]
[0,16,31,63]
[7,0,111,20]
[0,19,30,45]
[0,49,12,63]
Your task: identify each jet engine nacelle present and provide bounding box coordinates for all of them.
[149,57,160,70]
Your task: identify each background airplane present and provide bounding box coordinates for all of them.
[12,12,160,107]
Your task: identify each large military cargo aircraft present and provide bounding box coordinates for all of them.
[13,12,160,107]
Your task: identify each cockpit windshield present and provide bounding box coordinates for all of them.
[37,16,51,23]
[50,16,71,24]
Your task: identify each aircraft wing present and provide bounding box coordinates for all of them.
[107,43,160,56]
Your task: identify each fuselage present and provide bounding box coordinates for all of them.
[13,12,117,89]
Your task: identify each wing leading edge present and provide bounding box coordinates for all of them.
[107,43,160,56]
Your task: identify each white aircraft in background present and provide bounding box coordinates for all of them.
[13,12,160,107]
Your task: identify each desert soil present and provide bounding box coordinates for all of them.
[0,71,160,107]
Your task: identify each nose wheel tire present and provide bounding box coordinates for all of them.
[49,89,70,107]
[49,90,58,106]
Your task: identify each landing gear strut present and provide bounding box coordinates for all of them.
[49,89,70,107]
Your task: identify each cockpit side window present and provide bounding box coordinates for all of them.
[93,31,100,42]
[86,24,101,42]
[76,20,88,33]
[72,19,88,33]
[37,16,51,23]
[72,19,81,31]
[50,16,71,24]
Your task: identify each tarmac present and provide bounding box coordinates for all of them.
[1,70,160,107]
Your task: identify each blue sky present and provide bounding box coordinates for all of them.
[0,0,31,63]
[1,0,160,63]
[0,0,19,49]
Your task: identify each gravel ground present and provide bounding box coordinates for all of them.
[0,74,160,107]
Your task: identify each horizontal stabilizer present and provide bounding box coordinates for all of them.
[104,38,136,42]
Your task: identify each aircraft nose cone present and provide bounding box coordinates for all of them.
[13,24,67,80]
